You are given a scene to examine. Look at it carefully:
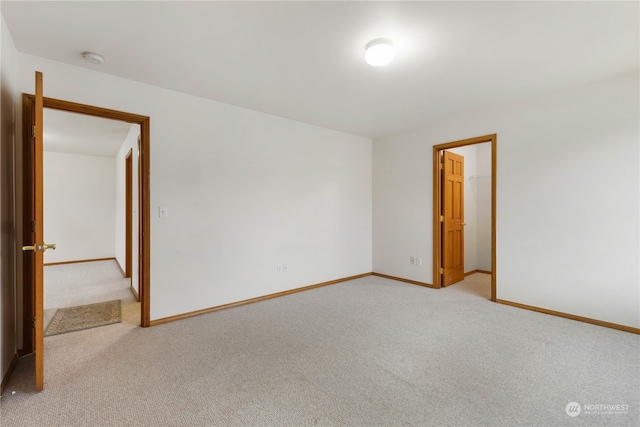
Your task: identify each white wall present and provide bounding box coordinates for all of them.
[17,54,373,321]
[373,72,639,328]
[43,151,116,263]
[0,14,18,387]
[115,125,140,295]
[475,143,492,271]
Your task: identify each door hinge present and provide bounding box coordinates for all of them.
[440,268,444,274]
[439,162,443,170]
[32,317,36,328]
[31,221,36,232]
[440,215,444,222]
[32,126,36,138]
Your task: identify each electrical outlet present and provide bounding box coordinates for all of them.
[410,256,416,265]
[417,257,422,266]
[282,264,288,273]
[276,264,283,273]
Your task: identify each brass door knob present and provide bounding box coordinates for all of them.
[43,243,56,251]
[21,243,56,251]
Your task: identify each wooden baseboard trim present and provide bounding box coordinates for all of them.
[465,269,491,276]
[129,283,139,302]
[149,273,373,327]
[372,272,435,288]
[44,257,115,267]
[116,259,126,277]
[496,299,640,335]
[1,353,18,395]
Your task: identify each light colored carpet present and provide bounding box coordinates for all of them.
[43,260,139,330]
[44,300,122,337]
[1,273,638,426]
[44,259,135,309]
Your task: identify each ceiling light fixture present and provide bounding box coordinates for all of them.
[365,38,394,66]
[82,51,105,65]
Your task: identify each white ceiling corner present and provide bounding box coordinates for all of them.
[44,109,134,157]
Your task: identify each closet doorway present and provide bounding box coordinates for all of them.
[432,134,497,300]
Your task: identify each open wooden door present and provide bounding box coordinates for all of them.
[21,71,54,391]
[441,150,465,286]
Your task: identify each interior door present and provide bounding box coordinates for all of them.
[22,71,53,391]
[441,150,465,286]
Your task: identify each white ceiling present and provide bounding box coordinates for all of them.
[3,1,638,139]
[44,109,133,157]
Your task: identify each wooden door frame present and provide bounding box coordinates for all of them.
[21,96,151,352]
[137,137,143,302]
[432,134,497,300]
[125,149,133,279]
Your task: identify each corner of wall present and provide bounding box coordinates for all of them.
[0,12,19,389]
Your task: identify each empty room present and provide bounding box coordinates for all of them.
[1,1,638,426]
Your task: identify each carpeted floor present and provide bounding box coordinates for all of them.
[44,259,136,309]
[1,273,638,426]
[43,260,139,330]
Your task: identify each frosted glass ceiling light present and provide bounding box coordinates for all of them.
[365,38,394,66]
[82,51,105,65]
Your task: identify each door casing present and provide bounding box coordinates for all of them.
[125,148,133,279]
[432,134,497,300]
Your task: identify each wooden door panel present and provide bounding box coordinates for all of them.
[442,151,464,286]
[21,94,35,356]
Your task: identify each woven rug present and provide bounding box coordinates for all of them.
[45,300,122,337]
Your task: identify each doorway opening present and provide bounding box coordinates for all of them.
[21,95,151,356]
[432,134,496,300]
[41,108,141,332]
